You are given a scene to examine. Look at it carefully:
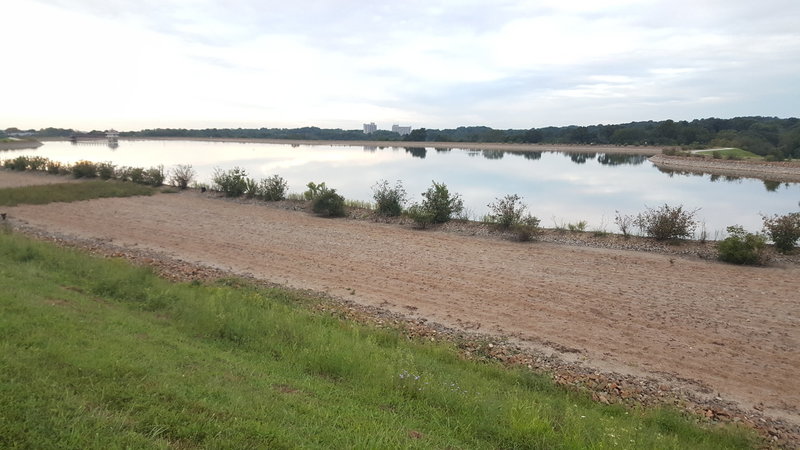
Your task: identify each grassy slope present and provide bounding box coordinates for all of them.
[0,231,759,449]
[0,180,155,206]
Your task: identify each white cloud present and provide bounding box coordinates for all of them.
[2,0,798,130]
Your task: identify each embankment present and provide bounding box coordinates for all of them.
[650,154,800,182]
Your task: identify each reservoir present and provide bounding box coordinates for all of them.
[4,139,798,236]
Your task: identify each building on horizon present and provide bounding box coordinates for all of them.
[363,122,377,134]
[392,124,412,136]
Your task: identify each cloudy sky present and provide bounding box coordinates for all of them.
[3,0,799,132]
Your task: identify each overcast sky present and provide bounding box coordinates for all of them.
[3,0,799,132]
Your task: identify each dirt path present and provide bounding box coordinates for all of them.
[6,187,798,430]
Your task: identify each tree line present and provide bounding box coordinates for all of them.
[5,116,799,159]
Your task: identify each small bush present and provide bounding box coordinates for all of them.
[512,215,541,241]
[406,204,435,229]
[258,175,288,201]
[718,226,767,265]
[418,181,463,225]
[212,167,248,197]
[46,160,64,175]
[711,151,722,159]
[303,181,328,201]
[762,212,800,253]
[27,156,49,171]
[312,189,346,217]
[169,164,196,189]
[635,204,699,240]
[143,165,165,187]
[244,177,258,198]
[71,160,98,178]
[8,156,30,171]
[119,166,146,184]
[614,211,635,237]
[487,194,527,228]
[97,162,116,180]
[567,220,588,233]
[372,180,407,217]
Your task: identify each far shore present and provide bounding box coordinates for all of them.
[38,136,665,155]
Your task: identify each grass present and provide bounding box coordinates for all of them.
[696,148,762,160]
[0,180,155,206]
[0,231,760,449]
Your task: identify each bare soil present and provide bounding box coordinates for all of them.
[3,171,799,443]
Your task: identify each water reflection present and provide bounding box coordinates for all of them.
[404,147,427,159]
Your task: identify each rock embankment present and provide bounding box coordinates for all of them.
[649,154,800,182]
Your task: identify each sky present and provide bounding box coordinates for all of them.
[3,0,799,132]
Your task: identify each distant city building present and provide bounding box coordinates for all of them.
[363,122,377,134]
[392,124,412,136]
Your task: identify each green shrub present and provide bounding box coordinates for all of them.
[27,156,49,171]
[169,164,196,189]
[567,220,588,232]
[711,151,722,159]
[71,160,98,178]
[312,189,346,217]
[244,177,258,198]
[143,165,165,187]
[415,181,463,225]
[372,179,407,217]
[46,160,64,175]
[303,181,328,201]
[212,167,248,197]
[119,166,146,184]
[406,203,435,229]
[635,204,699,240]
[762,212,800,253]
[97,162,116,180]
[258,175,288,201]
[718,226,767,265]
[512,215,542,241]
[487,194,527,228]
[7,156,30,171]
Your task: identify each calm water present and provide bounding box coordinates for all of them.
[5,139,799,236]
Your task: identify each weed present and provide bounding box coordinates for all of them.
[762,212,800,253]
[257,175,288,201]
[635,204,699,240]
[169,164,196,189]
[212,167,248,197]
[486,194,527,228]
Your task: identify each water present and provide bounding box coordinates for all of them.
[4,139,799,236]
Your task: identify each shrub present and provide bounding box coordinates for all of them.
[762,212,800,253]
[718,226,767,265]
[487,194,527,228]
[212,167,248,197]
[614,211,635,237]
[46,160,64,175]
[97,162,116,180]
[303,181,328,201]
[258,175,288,201]
[8,156,30,171]
[372,180,407,217]
[71,160,98,178]
[27,156,48,171]
[406,203,434,229]
[312,189,346,217]
[567,220,588,232]
[418,181,463,224]
[119,166,146,184]
[143,165,165,187]
[244,177,258,198]
[512,214,541,241]
[635,204,699,240]
[712,151,722,159]
[169,164,196,189]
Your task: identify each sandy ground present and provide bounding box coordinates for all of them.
[0,170,83,188]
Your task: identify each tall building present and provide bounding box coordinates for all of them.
[392,124,412,136]
[363,122,377,134]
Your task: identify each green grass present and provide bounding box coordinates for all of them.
[0,180,155,206]
[0,232,760,449]
[696,148,762,160]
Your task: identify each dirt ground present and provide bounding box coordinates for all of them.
[3,172,799,435]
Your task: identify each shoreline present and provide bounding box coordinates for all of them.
[650,154,800,183]
[95,137,665,155]
[0,139,43,150]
